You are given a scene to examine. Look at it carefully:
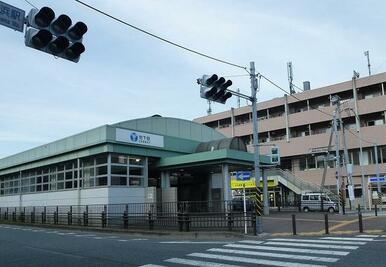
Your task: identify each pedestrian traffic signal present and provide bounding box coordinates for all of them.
[270,146,280,165]
[25,6,87,63]
[198,74,233,104]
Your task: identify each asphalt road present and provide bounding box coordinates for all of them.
[0,223,385,267]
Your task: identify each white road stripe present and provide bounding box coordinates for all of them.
[74,234,95,237]
[225,244,350,256]
[208,248,338,263]
[93,237,104,239]
[189,253,327,267]
[321,237,373,241]
[160,241,231,244]
[381,235,386,238]
[268,238,366,245]
[237,240,264,244]
[132,238,148,241]
[118,240,129,242]
[166,258,242,267]
[139,265,168,267]
[265,241,358,250]
[356,235,379,238]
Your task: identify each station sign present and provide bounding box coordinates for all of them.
[116,128,164,148]
[0,1,25,32]
[368,177,386,183]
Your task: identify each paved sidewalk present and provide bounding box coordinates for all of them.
[261,210,386,236]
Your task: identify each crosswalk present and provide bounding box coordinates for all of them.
[141,235,377,267]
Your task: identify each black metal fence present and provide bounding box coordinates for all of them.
[0,200,257,233]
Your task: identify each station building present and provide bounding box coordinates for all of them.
[0,116,272,208]
[194,72,386,205]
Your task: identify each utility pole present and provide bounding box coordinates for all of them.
[335,95,354,209]
[331,96,344,214]
[237,88,241,108]
[352,71,368,209]
[364,50,371,76]
[250,62,265,222]
[374,143,381,195]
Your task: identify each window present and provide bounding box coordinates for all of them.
[302,195,309,201]
[310,195,319,201]
[111,176,127,186]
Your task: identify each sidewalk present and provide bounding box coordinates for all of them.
[261,211,386,236]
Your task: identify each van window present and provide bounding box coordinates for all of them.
[321,195,327,201]
[310,195,319,201]
[302,195,309,200]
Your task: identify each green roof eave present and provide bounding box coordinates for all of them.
[156,149,271,169]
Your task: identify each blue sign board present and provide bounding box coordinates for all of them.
[236,171,252,181]
[368,177,386,183]
[0,1,25,32]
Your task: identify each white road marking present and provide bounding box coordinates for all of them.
[189,252,327,267]
[268,238,366,245]
[381,235,386,238]
[321,237,373,241]
[93,237,104,239]
[166,258,242,267]
[224,244,350,256]
[237,240,264,244]
[160,241,231,244]
[265,241,358,250]
[356,235,379,238]
[132,238,148,241]
[208,248,338,263]
[139,264,167,267]
[117,240,129,242]
[74,234,95,237]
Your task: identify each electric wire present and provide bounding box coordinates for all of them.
[75,0,247,71]
[24,0,37,8]
[76,0,335,120]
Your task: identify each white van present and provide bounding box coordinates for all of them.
[301,192,337,213]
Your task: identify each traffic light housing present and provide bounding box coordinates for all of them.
[199,74,233,104]
[25,7,87,63]
[270,146,280,165]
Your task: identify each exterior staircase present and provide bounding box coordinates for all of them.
[266,168,339,201]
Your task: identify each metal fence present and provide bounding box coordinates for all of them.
[0,200,257,233]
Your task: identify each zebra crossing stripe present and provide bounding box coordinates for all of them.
[165,257,242,267]
[224,244,350,256]
[321,237,373,241]
[267,238,366,245]
[139,264,168,267]
[237,240,264,245]
[188,252,327,267]
[207,248,339,263]
[265,241,358,250]
[356,235,379,238]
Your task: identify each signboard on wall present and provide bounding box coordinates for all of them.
[0,1,25,32]
[116,128,164,148]
[230,172,278,189]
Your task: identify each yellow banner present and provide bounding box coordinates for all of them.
[230,177,278,189]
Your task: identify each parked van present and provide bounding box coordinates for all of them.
[301,192,337,213]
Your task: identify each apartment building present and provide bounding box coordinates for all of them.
[194,72,386,200]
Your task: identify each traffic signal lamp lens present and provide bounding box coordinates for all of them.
[68,22,88,41]
[31,29,53,49]
[34,7,55,28]
[65,42,85,60]
[48,36,70,54]
[205,74,218,86]
[51,14,72,35]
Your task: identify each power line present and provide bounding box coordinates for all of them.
[259,73,332,117]
[75,0,248,71]
[24,0,37,8]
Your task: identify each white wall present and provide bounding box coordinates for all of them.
[0,187,149,207]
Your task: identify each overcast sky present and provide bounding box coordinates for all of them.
[1,0,386,158]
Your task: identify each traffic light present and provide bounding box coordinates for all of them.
[25,7,87,63]
[270,146,280,165]
[198,74,233,104]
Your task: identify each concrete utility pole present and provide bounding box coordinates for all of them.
[352,71,368,209]
[331,96,343,215]
[287,62,296,94]
[250,62,265,223]
[364,50,371,76]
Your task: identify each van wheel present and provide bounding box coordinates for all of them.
[328,207,335,213]
[303,207,309,212]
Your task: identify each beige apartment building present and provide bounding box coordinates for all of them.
[194,72,386,203]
